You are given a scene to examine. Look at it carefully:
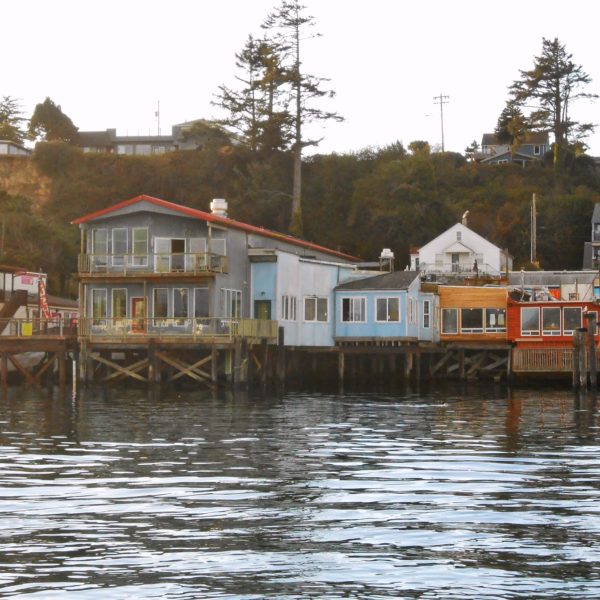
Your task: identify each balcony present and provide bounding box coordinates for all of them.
[78,252,228,277]
[78,317,278,343]
[417,261,502,278]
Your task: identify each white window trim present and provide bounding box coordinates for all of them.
[341,296,367,323]
[441,307,458,335]
[111,288,128,319]
[485,308,506,333]
[132,227,149,266]
[521,307,540,336]
[111,228,128,266]
[303,295,328,323]
[563,307,582,336]
[281,294,297,321]
[542,307,562,337]
[423,300,430,329]
[375,296,401,323]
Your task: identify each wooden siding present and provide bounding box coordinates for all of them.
[438,286,507,308]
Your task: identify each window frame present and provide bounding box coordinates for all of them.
[112,228,128,266]
[341,296,367,323]
[521,307,540,336]
[132,227,148,266]
[304,296,328,323]
[375,296,400,323]
[441,308,458,335]
[460,308,484,334]
[485,308,506,333]
[281,294,297,321]
[563,306,582,336]
[91,288,107,326]
[542,306,561,336]
[112,288,127,320]
[153,288,169,325]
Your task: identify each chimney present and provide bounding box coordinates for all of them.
[462,210,469,226]
[210,198,228,217]
[379,248,395,272]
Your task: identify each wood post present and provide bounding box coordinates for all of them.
[211,348,219,384]
[338,351,345,383]
[586,312,597,389]
[1,353,7,391]
[573,328,587,389]
[276,326,286,386]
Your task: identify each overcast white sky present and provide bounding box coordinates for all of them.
[5,0,600,156]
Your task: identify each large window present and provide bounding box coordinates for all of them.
[342,297,366,322]
[221,288,242,318]
[112,288,127,320]
[423,300,431,329]
[153,288,168,324]
[194,287,209,318]
[442,308,458,334]
[91,229,108,267]
[461,308,483,333]
[173,288,189,325]
[132,228,148,266]
[376,297,400,322]
[112,228,127,266]
[304,296,328,322]
[281,295,297,321]
[91,289,107,326]
[485,308,506,333]
[542,307,561,336]
[563,307,582,335]
[521,307,540,336]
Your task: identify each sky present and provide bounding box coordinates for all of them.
[5,0,600,156]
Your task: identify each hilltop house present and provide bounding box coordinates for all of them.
[77,119,234,155]
[0,140,31,156]
[582,203,600,271]
[410,220,512,278]
[478,132,549,166]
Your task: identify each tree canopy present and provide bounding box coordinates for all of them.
[28,97,79,143]
[0,96,26,144]
[506,38,597,168]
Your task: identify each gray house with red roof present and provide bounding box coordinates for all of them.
[72,195,359,343]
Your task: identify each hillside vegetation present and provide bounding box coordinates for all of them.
[1,141,599,296]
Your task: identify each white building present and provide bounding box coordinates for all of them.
[410,222,512,277]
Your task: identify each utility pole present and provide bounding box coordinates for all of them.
[531,193,537,265]
[433,93,449,151]
[155,101,161,135]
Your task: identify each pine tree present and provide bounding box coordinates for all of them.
[0,96,26,144]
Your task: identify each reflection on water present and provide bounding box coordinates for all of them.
[0,383,599,598]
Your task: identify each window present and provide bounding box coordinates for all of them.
[304,296,328,322]
[534,144,541,155]
[376,297,400,322]
[281,295,297,321]
[112,228,127,266]
[423,300,431,328]
[342,297,366,322]
[221,288,242,318]
[457,231,462,241]
[173,288,189,325]
[153,288,168,324]
[132,228,148,266]
[194,287,209,318]
[542,307,561,336]
[211,238,227,256]
[91,229,108,267]
[189,238,207,271]
[485,308,506,332]
[112,288,127,320]
[564,307,582,335]
[442,308,458,334]
[91,289,107,326]
[521,307,540,336]
[461,308,483,333]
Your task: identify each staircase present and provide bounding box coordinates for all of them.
[0,290,28,334]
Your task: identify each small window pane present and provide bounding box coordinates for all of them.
[564,307,582,334]
[542,307,561,336]
[522,307,540,335]
[442,308,458,334]
[461,308,483,333]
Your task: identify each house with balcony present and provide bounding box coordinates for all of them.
[410,219,512,279]
[582,203,600,271]
[478,132,549,166]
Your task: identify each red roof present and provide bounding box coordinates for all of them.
[72,194,359,262]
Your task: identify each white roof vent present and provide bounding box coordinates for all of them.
[210,198,228,217]
[380,248,394,260]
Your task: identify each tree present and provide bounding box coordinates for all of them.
[464,140,479,161]
[508,38,597,168]
[262,0,343,236]
[0,96,26,144]
[214,35,291,153]
[28,97,79,143]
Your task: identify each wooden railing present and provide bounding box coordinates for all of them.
[78,317,278,342]
[0,317,77,338]
[78,252,228,275]
[512,348,588,372]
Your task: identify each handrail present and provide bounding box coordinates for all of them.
[78,317,278,341]
[78,252,228,275]
[0,316,77,337]
[417,261,502,277]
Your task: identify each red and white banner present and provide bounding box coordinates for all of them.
[39,277,51,320]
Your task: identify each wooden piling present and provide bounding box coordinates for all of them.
[338,351,345,383]
[573,328,587,389]
[586,313,597,389]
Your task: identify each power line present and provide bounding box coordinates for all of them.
[433,93,449,151]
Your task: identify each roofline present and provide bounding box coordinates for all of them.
[72,194,360,262]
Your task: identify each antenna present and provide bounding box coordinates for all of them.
[155,101,161,135]
[433,93,449,151]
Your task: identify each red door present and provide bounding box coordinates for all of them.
[131,297,146,333]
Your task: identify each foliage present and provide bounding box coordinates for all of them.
[28,97,79,143]
[507,38,597,168]
[0,96,26,144]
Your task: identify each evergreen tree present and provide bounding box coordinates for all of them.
[28,97,79,143]
[508,38,597,168]
[262,0,342,236]
[0,96,26,144]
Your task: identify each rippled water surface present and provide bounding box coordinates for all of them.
[1,383,600,598]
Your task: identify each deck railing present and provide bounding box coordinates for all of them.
[0,317,78,338]
[511,348,600,372]
[417,261,502,277]
[78,317,278,342]
[78,252,228,275]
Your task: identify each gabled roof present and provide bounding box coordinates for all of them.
[335,270,419,291]
[443,240,474,254]
[480,150,540,164]
[72,194,359,262]
[481,132,549,146]
[591,203,600,224]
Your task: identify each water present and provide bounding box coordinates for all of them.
[0,383,599,598]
